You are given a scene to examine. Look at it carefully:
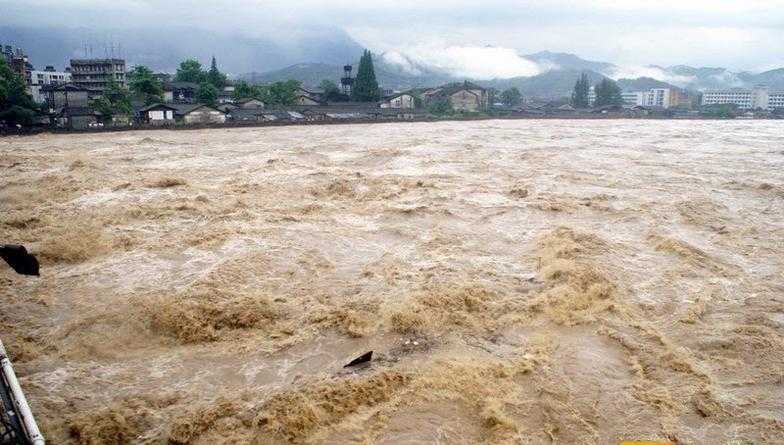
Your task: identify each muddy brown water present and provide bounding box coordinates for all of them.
[1,120,784,444]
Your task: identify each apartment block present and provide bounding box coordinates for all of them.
[701,87,771,110]
[69,58,126,91]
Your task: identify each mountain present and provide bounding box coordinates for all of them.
[481,69,607,99]
[243,51,687,99]
[241,57,454,90]
[616,77,677,91]
[0,25,364,74]
[742,68,784,89]
[656,65,784,90]
[524,51,616,73]
[2,24,782,96]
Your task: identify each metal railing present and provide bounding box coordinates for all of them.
[0,341,44,445]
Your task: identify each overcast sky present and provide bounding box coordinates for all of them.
[3,0,784,74]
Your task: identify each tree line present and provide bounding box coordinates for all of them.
[0,58,38,126]
[571,72,623,108]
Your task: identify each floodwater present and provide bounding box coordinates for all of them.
[1,120,783,444]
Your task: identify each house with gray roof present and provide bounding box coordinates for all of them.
[424,81,488,112]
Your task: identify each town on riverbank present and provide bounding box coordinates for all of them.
[2,43,784,135]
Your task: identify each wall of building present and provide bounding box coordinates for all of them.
[70,59,126,91]
[69,115,98,130]
[28,70,72,102]
[183,109,226,124]
[240,99,265,109]
[382,95,415,109]
[769,93,784,109]
[702,90,754,109]
[49,90,90,108]
[296,96,320,106]
[450,90,481,112]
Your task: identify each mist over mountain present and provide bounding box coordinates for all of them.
[3,23,783,99]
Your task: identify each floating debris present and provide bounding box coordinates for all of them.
[344,351,373,368]
[0,245,40,276]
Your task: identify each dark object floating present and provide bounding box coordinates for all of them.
[1,244,40,276]
[344,351,373,368]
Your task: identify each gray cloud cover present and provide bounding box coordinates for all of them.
[3,0,783,72]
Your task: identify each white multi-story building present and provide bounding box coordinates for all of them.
[643,88,672,108]
[619,88,681,109]
[591,86,688,109]
[28,66,72,103]
[622,91,644,107]
[768,92,784,110]
[701,87,771,110]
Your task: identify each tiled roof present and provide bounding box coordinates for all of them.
[163,82,199,91]
[168,103,226,116]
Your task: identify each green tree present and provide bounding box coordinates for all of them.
[90,78,132,121]
[700,103,738,119]
[319,79,344,102]
[175,59,206,83]
[500,87,522,106]
[0,58,38,126]
[594,78,623,107]
[351,50,380,102]
[89,96,115,121]
[129,65,163,105]
[104,77,132,113]
[263,80,301,106]
[427,98,453,116]
[571,72,591,108]
[196,82,219,106]
[233,80,262,100]
[207,56,227,89]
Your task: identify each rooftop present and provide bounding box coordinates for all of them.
[70,58,126,64]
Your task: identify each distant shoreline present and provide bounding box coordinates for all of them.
[2,114,782,137]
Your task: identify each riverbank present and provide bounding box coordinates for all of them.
[2,112,781,137]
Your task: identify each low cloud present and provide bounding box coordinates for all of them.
[608,66,697,86]
[710,71,745,88]
[381,51,423,76]
[384,45,545,80]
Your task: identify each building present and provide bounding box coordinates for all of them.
[228,107,266,122]
[52,106,102,130]
[138,104,177,125]
[218,86,235,105]
[295,87,324,106]
[1,44,14,64]
[69,58,126,91]
[621,91,644,107]
[701,87,771,110]
[28,66,72,103]
[769,91,784,110]
[153,73,172,83]
[40,83,93,110]
[2,45,32,81]
[425,81,488,112]
[163,82,198,103]
[643,88,672,108]
[380,92,416,109]
[619,88,691,109]
[170,104,227,124]
[236,98,265,109]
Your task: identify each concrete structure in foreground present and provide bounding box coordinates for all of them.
[69,58,126,91]
[701,87,773,110]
